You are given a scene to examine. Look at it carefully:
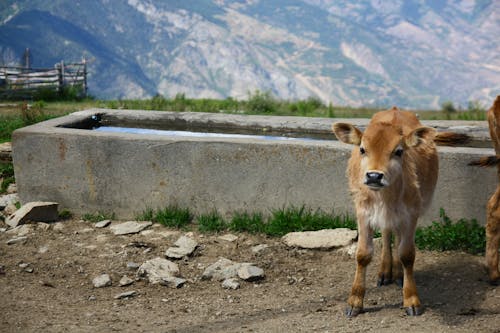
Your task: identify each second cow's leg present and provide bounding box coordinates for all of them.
[486,190,500,284]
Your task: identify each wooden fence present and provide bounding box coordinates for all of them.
[0,60,87,100]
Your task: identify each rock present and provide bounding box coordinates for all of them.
[0,265,4,275]
[165,235,198,259]
[6,183,16,194]
[282,228,358,249]
[53,223,65,232]
[202,257,241,281]
[0,142,12,162]
[222,278,240,290]
[251,244,269,254]
[3,203,17,216]
[110,221,152,235]
[137,257,180,286]
[114,291,138,299]
[0,193,18,210]
[93,274,112,288]
[37,222,51,231]
[338,243,357,258]
[5,202,59,228]
[119,276,134,287]
[218,234,238,242]
[38,245,49,254]
[237,265,265,281]
[6,236,28,245]
[6,224,34,236]
[159,276,186,288]
[95,220,111,228]
[126,262,140,271]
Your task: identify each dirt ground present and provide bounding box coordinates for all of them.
[0,217,499,333]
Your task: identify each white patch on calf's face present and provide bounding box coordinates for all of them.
[359,152,403,189]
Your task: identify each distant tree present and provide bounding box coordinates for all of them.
[441,101,457,113]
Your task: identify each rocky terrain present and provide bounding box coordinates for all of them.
[1,191,499,332]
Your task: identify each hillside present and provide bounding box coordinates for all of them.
[0,0,499,109]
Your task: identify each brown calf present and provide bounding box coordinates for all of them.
[468,95,500,285]
[333,107,469,317]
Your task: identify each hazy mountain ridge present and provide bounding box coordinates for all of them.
[0,0,498,109]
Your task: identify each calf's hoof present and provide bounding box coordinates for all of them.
[377,274,392,287]
[405,305,424,316]
[345,306,363,317]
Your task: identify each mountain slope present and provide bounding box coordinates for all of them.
[0,0,498,109]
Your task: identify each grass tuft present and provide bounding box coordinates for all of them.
[265,206,357,237]
[197,210,227,233]
[0,162,15,194]
[154,205,192,228]
[415,209,485,254]
[229,211,266,234]
[82,212,116,223]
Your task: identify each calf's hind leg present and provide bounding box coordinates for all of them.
[378,230,403,287]
[378,229,393,286]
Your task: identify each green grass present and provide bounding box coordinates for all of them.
[197,210,227,233]
[0,162,15,194]
[415,209,485,254]
[138,205,192,228]
[136,205,486,255]
[264,206,356,237]
[82,212,116,223]
[0,93,488,144]
[228,211,266,234]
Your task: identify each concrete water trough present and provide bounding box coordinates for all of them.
[11,108,497,225]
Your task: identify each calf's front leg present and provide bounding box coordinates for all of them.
[346,219,374,317]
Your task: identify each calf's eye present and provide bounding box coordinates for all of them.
[360,147,366,155]
[394,147,403,157]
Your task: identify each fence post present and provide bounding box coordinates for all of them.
[56,61,64,94]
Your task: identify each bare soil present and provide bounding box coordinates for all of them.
[0,218,499,333]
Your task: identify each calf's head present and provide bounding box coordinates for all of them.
[333,121,435,191]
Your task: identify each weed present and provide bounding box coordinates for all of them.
[264,206,356,237]
[58,209,73,220]
[82,212,116,223]
[136,207,154,221]
[0,162,15,194]
[415,209,485,254]
[153,205,192,228]
[229,211,265,234]
[197,210,226,233]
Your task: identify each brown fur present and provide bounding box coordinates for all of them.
[333,107,467,316]
[469,95,500,284]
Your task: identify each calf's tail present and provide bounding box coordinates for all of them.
[434,132,470,146]
[468,155,500,167]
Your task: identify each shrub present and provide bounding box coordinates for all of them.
[245,90,278,114]
[415,209,485,254]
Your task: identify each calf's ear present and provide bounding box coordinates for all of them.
[332,123,363,146]
[405,126,436,147]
